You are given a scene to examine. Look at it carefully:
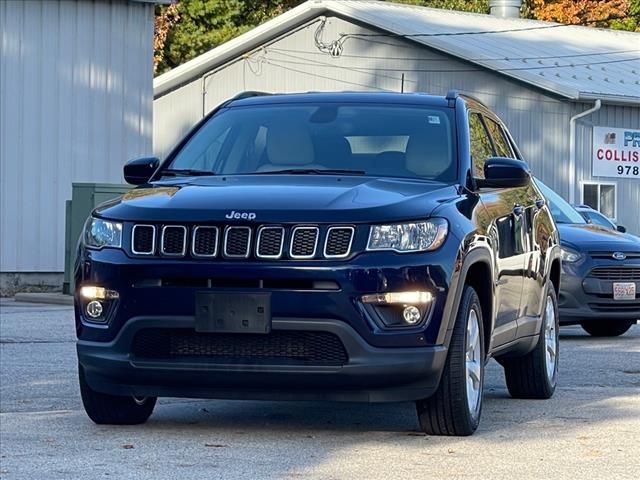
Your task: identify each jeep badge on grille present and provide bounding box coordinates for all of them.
[225,210,256,221]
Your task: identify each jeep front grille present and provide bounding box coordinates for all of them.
[131,225,155,255]
[324,226,355,258]
[256,226,284,259]
[290,227,319,258]
[224,226,252,258]
[160,226,187,256]
[129,223,355,260]
[192,226,218,257]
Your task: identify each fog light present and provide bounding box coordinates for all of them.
[80,286,119,300]
[361,291,433,305]
[86,300,104,319]
[403,306,421,324]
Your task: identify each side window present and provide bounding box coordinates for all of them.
[484,118,513,158]
[468,113,495,178]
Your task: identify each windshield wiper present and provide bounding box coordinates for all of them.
[160,168,216,177]
[254,168,365,176]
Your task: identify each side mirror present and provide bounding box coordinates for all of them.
[124,157,160,185]
[617,225,627,233]
[477,157,531,189]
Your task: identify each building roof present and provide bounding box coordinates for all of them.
[153,0,640,104]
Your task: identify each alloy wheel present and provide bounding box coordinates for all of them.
[465,308,482,415]
[544,295,558,382]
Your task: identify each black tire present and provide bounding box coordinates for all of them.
[79,365,156,425]
[416,285,485,436]
[503,283,559,399]
[581,321,634,337]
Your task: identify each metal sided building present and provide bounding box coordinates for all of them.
[0,0,168,288]
[153,0,640,234]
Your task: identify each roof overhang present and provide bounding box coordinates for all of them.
[153,0,640,105]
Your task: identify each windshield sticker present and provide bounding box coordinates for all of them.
[428,116,441,125]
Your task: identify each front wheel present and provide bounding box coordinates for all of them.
[581,321,634,337]
[503,283,559,399]
[416,285,484,436]
[79,365,156,425]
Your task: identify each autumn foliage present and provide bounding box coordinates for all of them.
[527,0,629,25]
[154,4,180,73]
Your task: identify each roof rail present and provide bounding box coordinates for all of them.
[445,89,459,107]
[227,91,272,103]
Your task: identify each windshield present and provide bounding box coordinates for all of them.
[163,103,456,182]
[534,179,586,224]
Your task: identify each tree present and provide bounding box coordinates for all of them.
[154,4,180,73]
[392,0,488,13]
[155,1,304,74]
[524,0,632,27]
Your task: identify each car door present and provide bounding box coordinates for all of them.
[484,117,542,324]
[469,111,525,347]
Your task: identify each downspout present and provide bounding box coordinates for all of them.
[569,99,601,204]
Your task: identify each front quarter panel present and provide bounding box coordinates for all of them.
[431,194,496,347]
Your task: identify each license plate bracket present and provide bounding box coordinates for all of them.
[613,282,636,301]
[195,292,271,334]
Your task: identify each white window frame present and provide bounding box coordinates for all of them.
[580,181,618,221]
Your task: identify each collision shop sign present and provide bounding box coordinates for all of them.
[592,126,640,179]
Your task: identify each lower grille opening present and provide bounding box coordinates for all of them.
[132,278,340,290]
[132,329,348,366]
[589,302,640,312]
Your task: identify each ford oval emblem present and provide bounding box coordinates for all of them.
[612,252,626,261]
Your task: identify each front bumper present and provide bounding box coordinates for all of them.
[75,241,460,402]
[78,316,448,402]
[558,260,640,324]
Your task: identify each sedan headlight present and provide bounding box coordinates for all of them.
[561,247,582,263]
[367,219,448,253]
[83,217,122,249]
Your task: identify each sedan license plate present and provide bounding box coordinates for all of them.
[195,292,271,333]
[613,282,636,301]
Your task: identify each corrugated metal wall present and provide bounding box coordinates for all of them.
[0,0,154,272]
[153,15,639,234]
[574,103,640,232]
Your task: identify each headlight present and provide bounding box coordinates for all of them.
[367,219,448,253]
[561,247,582,263]
[83,217,122,249]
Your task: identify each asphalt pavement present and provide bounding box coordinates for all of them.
[1,299,639,480]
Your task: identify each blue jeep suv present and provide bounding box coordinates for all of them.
[75,91,561,436]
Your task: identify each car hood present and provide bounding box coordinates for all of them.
[558,223,640,252]
[95,176,456,223]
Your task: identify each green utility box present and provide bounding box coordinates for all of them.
[63,183,131,294]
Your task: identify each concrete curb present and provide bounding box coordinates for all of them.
[14,293,74,306]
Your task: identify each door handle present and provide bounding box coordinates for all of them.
[535,198,546,209]
[512,204,524,216]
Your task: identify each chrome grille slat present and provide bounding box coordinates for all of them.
[192,226,218,257]
[131,225,155,255]
[161,225,187,256]
[224,226,252,258]
[290,226,319,259]
[256,226,285,259]
[131,224,355,259]
[324,226,355,258]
